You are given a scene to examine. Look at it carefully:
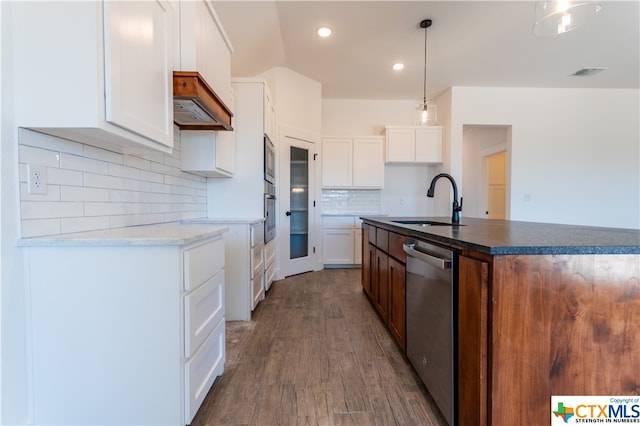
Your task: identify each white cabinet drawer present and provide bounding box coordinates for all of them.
[264,240,276,268]
[184,270,224,358]
[184,320,225,424]
[184,238,224,291]
[251,244,264,279]
[265,260,276,291]
[252,273,264,310]
[250,223,264,247]
[264,240,276,269]
[323,216,356,229]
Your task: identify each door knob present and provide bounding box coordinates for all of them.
[285,211,292,216]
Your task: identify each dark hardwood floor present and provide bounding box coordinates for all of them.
[190,268,447,426]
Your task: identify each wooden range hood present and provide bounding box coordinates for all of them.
[173,71,233,131]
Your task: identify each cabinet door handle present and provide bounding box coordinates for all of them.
[285,211,292,216]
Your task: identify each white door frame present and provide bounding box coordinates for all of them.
[276,125,320,279]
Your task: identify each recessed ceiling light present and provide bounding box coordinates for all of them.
[392,63,405,71]
[317,27,332,38]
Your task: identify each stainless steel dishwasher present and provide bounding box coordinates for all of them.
[404,238,456,426]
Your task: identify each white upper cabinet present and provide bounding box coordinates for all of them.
[353,137,385,187]
[180,130,235,177]
[385,126,443,164]
[322,138,353,187]
[322,136,384,188]
[415,127,443,163]
[264,89,277,143]
[13,1,174,154]
[178,0,236,176]
[177,0,233,108]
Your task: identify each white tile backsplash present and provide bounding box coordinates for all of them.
[19,145,60,167]
[59,152,109,174]
[21,201,84,220]
[18,128,207,237]
[321,189,381,215]
[47,168,83,186]
[20,219,62,238]
[60,186,109,202]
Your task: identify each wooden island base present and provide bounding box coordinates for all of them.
[459,252,640,426]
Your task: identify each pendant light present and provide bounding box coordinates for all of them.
[417,19,435,126]
[533,1,602,36]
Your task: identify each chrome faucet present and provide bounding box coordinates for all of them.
[427,173,463,224]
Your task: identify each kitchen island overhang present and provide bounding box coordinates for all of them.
[359,216,640,255]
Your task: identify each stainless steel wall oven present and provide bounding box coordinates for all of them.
[264,135,275,184]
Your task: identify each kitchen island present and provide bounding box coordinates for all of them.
[360,216,640,426]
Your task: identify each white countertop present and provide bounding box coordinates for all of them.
[181,217,265,225]
[18,222,229,247]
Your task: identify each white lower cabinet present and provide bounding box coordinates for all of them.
[22,229,226,426]
[251,237,265,309]
[322,216,363,265]
[187,219,265,321]
[354,228,363,264]
[264,239,276,291]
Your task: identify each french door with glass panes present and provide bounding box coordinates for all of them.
[279,134,316,277]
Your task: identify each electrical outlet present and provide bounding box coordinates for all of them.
[28,164,48,195]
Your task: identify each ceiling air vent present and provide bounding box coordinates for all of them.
[572,67,608,77]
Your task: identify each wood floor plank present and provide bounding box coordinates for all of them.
[332,351,371,413]
[250,384,297,425]
[294,387,333,426]
[333,412,376,426]
[190,269,447,426]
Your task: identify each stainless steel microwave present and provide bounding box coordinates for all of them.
[264,135,275,184]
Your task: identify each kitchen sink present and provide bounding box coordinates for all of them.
[392,220,465,227]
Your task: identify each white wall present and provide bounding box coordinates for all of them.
[261,66,322,136]
[322,99,418,134]
[1,1,4,419]
[321,99,442,216]
[2,2,28,423]
[450,87,640,229]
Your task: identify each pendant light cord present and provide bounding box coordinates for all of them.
[423,23,427,104]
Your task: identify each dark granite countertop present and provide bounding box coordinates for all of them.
[359,216,640,255]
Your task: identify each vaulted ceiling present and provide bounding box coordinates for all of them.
[211,1,639,100]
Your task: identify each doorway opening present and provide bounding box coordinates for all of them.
[462,125,511,219]
[483,151,507,219]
